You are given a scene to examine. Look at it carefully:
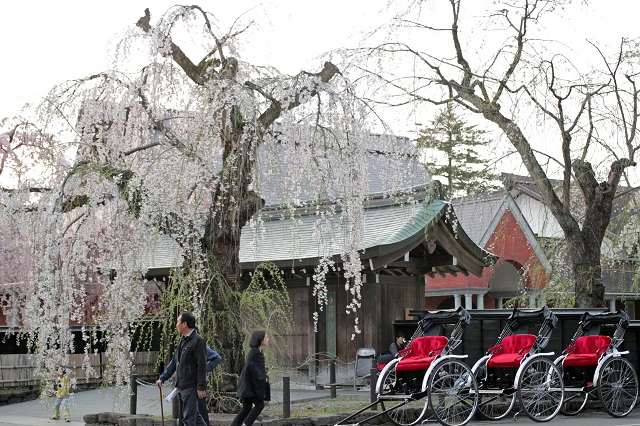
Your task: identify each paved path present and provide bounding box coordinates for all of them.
[1,386,639,426]
[0,384,344,426]
[0,386,158,426]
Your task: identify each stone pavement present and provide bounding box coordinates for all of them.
[0,384,364,426]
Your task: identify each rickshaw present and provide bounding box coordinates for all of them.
[335,307,478,426]
[555,310,638,417]
[471,306,564,422]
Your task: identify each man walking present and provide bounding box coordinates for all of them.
[157,311,207,426]
[158,340,222,425]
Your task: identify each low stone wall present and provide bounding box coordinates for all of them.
[83,412,177,426]
[211,413,388,426]
[83,411,387,426]
[0,388,39,406]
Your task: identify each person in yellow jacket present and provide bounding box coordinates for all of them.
[51,369,71,422]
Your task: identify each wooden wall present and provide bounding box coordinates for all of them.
[0,351,159,388]
[273,271,423,373]
[270,280,312,369]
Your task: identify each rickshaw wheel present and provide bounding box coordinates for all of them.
[516,357,564,422]
[377,359,429,426]
[427,359,478,426]
[597,356,639,418]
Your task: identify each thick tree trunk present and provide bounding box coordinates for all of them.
[567,234,606,308]
[202,122,263,380]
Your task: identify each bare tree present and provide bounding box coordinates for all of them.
[352,0,640,307]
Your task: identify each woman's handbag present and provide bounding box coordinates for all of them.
[264,379,271,401]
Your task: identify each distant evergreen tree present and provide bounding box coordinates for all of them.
[417,104,500,197]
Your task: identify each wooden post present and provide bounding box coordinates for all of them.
[283,376,291,418]
[330,359,337,399]
[129,373,138,415]
[370,360,377,410]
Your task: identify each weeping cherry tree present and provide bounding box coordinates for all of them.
[0,4,420,395]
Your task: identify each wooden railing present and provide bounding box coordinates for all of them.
[0,351,159,389]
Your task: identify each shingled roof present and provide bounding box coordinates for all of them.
[239,196,497,277]
[450,191,505,245]
[451,190,552,273]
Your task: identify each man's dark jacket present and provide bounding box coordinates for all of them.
[175,330,207,391]
[158,345,222,383]
[237,347,266,399]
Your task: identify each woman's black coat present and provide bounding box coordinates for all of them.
[237,347,266,400]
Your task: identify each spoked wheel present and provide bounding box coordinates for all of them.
[473,358,515,421]
[597,356,639,417]
[377,360,428,426]
[556,357,589,416]
[426,359,478,426]
[559,389,588,416]
[477,391,515,420]
[376,359,399,397]
[516,357,564,422]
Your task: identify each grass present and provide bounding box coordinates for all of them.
[261,394,372,419]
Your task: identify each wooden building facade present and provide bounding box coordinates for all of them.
[239,194,497,379]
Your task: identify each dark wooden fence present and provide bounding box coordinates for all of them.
[393,308,639,372]
[0,351,159,388]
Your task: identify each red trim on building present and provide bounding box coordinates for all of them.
[425,209,548,309]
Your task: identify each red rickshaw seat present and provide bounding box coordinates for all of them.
[563,335,611,367]
[395,336,448,371]
[487,334,537,368]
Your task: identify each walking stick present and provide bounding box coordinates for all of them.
[159,386,165,426]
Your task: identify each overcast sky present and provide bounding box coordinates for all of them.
[0,0,392,119]
[1,1,638,122]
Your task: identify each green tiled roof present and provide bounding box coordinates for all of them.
[141,198,495,278]
[239,199,494,274]
[239,201,436,266]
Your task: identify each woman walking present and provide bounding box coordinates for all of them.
[231,330,269,426]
